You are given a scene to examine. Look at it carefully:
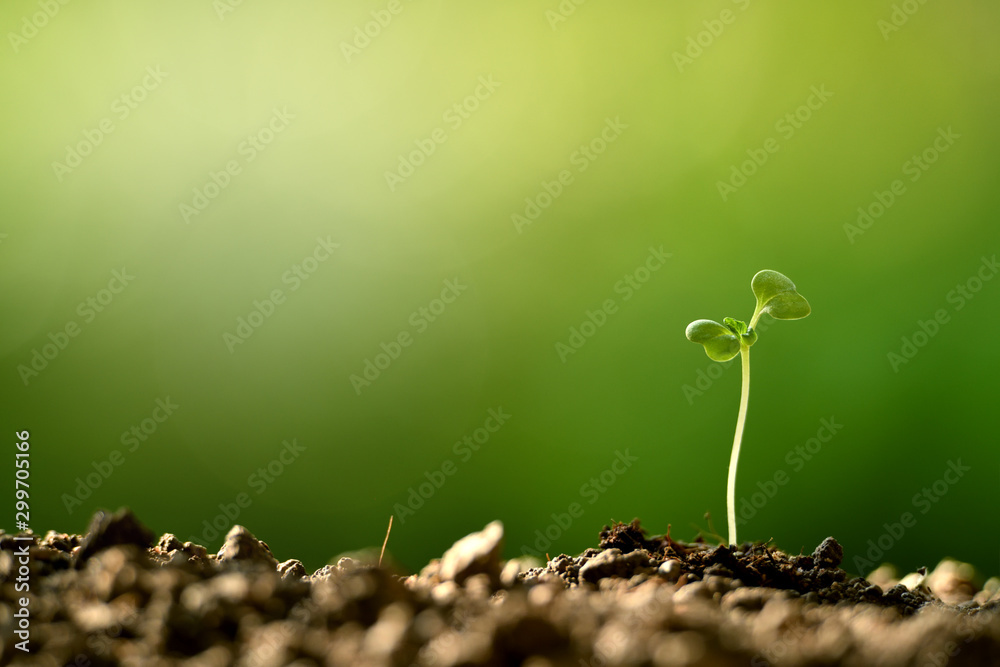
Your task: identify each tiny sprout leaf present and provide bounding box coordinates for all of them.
[723,318,748,336]
[751,270,811,320]
[685,319,740,361]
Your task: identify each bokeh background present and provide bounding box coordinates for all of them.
[2,0,998,579]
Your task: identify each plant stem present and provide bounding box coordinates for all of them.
[727,344,750,546]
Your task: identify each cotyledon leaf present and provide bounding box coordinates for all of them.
[685,319,740,361]
[751,270,811,320]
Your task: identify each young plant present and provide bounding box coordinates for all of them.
[685,270,810,547]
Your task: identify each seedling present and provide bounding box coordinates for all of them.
[685,270,810,547]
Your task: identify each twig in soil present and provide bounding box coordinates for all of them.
[379,515,393,567]
[665,524,688,558]
[693,512,726,545]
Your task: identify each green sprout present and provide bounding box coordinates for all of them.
[685,270,811,547]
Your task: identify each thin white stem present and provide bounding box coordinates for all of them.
[727,345,750,546]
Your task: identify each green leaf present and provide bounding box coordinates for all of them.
[751,270,811,320]
[685,319,740,361]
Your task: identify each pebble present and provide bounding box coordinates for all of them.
[215,525,278,569]
[811,537,844,569]
[658,558,683,582]
[278,559,307,580]
[439,520,504,586]
[75,507,155,564]
[579,549,650,584]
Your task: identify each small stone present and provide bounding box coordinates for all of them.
[76,508,155,565]
[216,525,278,568]
[156,533,183,552]
[579,549,650,584]
[658,559,683,583]
[811,537,844,569]
[278,559,307,580]
[580,549,621,584]
[439,520,504,586]
[501,558,538,588]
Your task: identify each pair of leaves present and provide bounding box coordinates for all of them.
[685,319,746,362]
[686,270,810,361]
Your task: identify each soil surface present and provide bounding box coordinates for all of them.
[1,509,998,666]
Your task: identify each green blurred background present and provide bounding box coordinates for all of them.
[2,0,998,579]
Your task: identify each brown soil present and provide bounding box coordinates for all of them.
[1,509,997,666]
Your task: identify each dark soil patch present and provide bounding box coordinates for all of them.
[586,518,927,614]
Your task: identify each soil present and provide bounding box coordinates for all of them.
[1,509,998,666]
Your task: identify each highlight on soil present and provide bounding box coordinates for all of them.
[685,269,811,547]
